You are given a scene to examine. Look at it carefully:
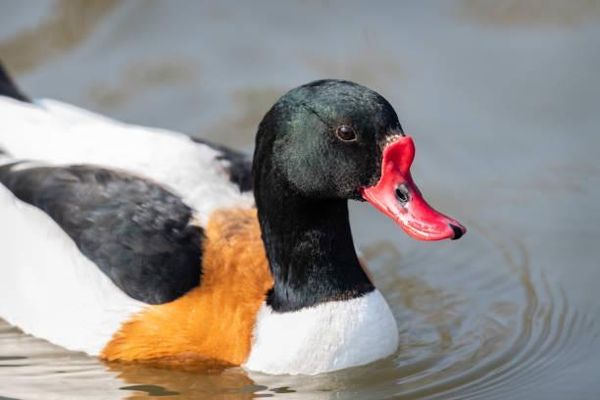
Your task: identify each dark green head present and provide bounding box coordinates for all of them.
[253,79,403,200]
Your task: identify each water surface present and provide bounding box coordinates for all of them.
[1,1,599,399]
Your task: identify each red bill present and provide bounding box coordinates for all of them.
[360,135,466,241]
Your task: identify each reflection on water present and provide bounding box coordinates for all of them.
[0,0,118,74]
[461,0,600,27]
[111,363,257,400]
[204,87,283,148]
[1,1,599,399]
[88,59,199,111]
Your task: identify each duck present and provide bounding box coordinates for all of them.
[0,62,465,375]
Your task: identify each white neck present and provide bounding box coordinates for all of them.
[244,289,399,375]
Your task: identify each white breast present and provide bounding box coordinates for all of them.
[244,290,399,375]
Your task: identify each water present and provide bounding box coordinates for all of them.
[1,1,599,398]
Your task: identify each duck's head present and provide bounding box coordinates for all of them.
[253,79,465,241]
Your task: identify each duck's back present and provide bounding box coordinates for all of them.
[0,96,254,222]
[0,65,256,355]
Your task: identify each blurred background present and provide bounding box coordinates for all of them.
[1,1,599,399]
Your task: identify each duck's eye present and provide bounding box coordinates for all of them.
[335,125,357,142]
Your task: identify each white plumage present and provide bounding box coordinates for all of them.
[0,183,145,355]
[245,290,399,375]
[0,97,254,225]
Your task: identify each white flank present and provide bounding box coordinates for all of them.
[0,184,145,355]
[244,290,399,375]
[0,97,253,226]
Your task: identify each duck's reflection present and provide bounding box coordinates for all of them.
[107,360,259,400]
[106,359,347,399]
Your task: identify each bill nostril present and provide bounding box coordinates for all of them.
[395,184,410,204]
[449,224,464,240]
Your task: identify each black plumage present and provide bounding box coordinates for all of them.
[0,163,203,304]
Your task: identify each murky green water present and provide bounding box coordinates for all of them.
[1,1,599,399]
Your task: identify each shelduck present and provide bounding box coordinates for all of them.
[0,62,465,375]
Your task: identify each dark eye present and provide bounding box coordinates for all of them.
[335,125,357,142]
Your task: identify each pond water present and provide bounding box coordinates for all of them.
[1,1,599,399]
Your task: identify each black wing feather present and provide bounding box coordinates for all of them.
[0,163,203,304]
